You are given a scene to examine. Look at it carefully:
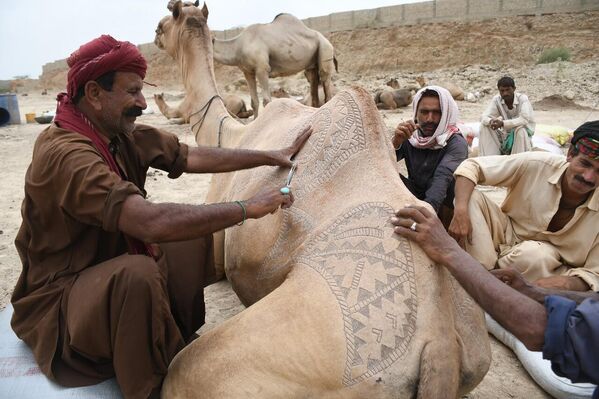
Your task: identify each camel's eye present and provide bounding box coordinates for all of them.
[155,24,162,34]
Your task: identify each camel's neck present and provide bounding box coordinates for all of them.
[212,38,239,66]
[176,35,244,147]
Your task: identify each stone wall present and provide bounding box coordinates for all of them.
[213,0,599,38]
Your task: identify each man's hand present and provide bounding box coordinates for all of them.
[490,118,504,130]
[392,120,418,148]
[391,205,461,265]
[244,186,294,219]
[491,268,537,293]
[269,126,312,167]
[534,275,590,291]
[448,207,472,248]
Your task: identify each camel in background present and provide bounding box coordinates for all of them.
[374,88,414,110]
[155,2,490,398]
[160,1,337,117]
[154,92,253,122]
[416,76,465,101]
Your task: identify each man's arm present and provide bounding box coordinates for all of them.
[481,97,500,126]
[392,206,547,350]
[447,175,476,246]
[491,269,599,304]
[118,186,293,243]
[503,94,534,131]
[423,136,468,213]
[184,126,311,173]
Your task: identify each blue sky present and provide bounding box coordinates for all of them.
[0,0,425,80]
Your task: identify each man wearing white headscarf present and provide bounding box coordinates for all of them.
[392,86,468,219]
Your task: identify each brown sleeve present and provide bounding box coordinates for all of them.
[46,140,142,232]
[131,124,189,179]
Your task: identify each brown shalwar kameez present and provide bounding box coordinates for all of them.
[11,123,215,399]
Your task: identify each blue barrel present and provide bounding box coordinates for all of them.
[0,94,21,126]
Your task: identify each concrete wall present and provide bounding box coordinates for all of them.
[215,0,599,37]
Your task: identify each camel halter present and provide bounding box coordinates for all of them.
[191,94,223,142]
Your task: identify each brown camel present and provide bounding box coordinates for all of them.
[416,76,465,101]
[160,1,338,117]
[155,2,491,398]
[154,92,253,121]
[374,89,414,110]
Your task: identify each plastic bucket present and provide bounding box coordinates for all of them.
[25,113,36,123]
[0,93,21,126]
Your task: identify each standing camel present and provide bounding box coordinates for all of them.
[155,2,491,398]
[159,0,337,117]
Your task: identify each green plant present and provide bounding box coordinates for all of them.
[537,47,571,64]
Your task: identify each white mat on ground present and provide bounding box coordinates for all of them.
[0,304,122,398]
[486,313,596,399]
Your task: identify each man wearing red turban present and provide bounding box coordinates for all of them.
[11,35,311,399]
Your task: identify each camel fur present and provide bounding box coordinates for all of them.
[155,2,491,398]
[154,92,253,122]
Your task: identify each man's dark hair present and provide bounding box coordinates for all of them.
[72,71,117,104]
[420,89,440,99]
[497,76,515,88]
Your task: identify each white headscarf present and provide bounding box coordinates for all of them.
[408,85,460,150]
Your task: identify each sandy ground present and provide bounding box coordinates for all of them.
[1,87,597,398]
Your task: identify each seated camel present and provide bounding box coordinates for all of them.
[163,1,339,117]
[416,76,465,101]
[271,86,338,108]
[154,92,253,122]
[155,2,491,398]
[374,89,414,110]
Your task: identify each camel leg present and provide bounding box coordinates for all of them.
[154,94,184,120]
[304,68,320,108]
[243,71,260,118]
[416,338,461,399]
[255,67,272,108]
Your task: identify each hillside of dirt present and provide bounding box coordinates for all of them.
[33,10,599,112]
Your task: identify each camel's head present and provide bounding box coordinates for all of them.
[155,0,210,56]
[386,78,400,89]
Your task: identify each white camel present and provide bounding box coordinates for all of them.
[162,0,337,117]
[155,2,491,398]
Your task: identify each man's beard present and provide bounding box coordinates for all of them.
[420,122,439,137]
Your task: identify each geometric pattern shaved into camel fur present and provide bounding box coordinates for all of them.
[226,91,362,200]
[298,202,417,386]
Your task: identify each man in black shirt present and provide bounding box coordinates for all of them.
[392,86,468,224]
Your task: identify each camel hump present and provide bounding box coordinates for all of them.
[272,13,301,24]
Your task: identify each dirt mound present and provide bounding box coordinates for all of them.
[534,94,594,111]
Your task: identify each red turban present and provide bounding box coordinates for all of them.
[66,35,147,99]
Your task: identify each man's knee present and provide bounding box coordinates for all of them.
[498,240,561,274]
[117,255,163,293]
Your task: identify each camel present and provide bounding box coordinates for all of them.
[416,76,465,101]
[374,89,413,110]
[160,1,338,117]
[155,2,491,398]
[154,92,253,121]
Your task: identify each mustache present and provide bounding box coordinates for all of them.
[124,106,143,117]
[574,175,594,187]
[420,122,438,130]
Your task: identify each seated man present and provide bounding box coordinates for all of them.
[479,76,535,156]
[391,86,468,223]
[391,205,598,397]
[449,121,599,291]
[10,35,311,399]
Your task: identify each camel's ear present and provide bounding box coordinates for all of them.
[201,3,209,19]
[173,0,183,19]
